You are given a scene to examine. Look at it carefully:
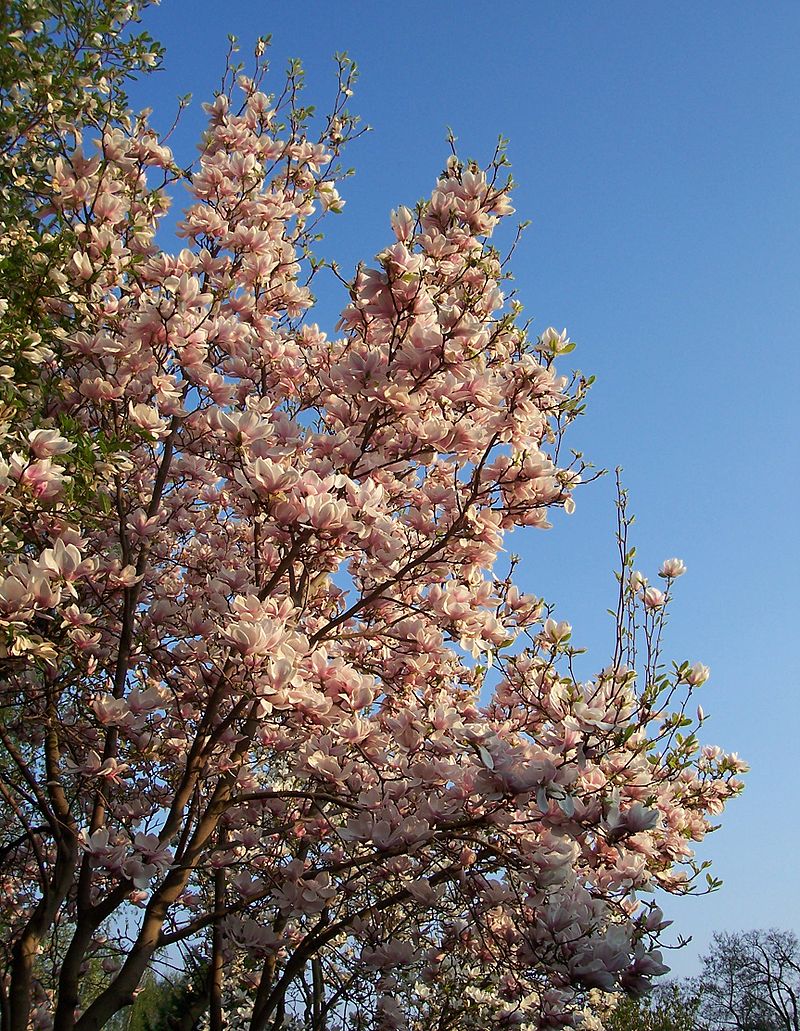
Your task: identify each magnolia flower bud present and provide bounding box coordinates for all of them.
[390,205,415,242]
[629,570,648,592]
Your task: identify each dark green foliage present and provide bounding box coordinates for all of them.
[118,964,210,1031]
[606,983,700,1031]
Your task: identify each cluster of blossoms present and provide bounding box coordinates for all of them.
[0,25,744,1031]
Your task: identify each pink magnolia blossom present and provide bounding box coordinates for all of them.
[659,556,687,578]
[686,661,711,686]
[27,429,75,459]
[642,586,667,609]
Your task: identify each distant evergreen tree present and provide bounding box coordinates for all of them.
[605,983,700,1031]
[124,963,210,1031]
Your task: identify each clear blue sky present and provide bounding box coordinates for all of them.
[131,1,800,978]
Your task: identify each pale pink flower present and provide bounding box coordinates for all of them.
[108,564,141,588]
[71,251,93,280]
[127,509,162,539]
[362,939,416,970]
[29,576,61,609]
[542,617,572,646]
[317,182,344,212]
[642,587,666,609]
[128,403,169,439]
[79,376,122,401]
[390,205,415,241]
[131,833,172,875]
[39,539,88,581]
[126,686,165,715]
[225,917,283,954]
[92,694,132,727]
[225,622,270,657]
[605,803,659,836]
[659,557,687,578]
[0,576,30,614]
[28,429,75,459]
[123,856,160,889]
[237,457,299,495]
[303,494,350,534]
[686,662,710,686]
[629,570,648,592]
[539,327,573,355]
[19,459,66,501]
[405,879,443,906]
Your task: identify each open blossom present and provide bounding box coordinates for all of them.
[605,803,660,837]
[542,617,572,646]
[71,250,93,280]
[686,661,711,686]
[302,493,351,533]
[13,457,67,500]
[131,833,172,874]
[28,429,75,458]
[540,326,573,355]
[38,539,90,581]
[64,750,129,783]
[128,402,169,438]
[0,576,31,615]
[659,557,687,578]
[225,917,285,955]
[29,575,61,609]
[237,457,299,496]
[92,694,135,727]
[362,939,417,970]
[642,586,666,609]
[79,828,127,872]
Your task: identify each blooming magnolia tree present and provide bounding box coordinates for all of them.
[0,12,745,1031]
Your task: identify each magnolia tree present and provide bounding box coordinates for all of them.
[0,11,746,1031]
